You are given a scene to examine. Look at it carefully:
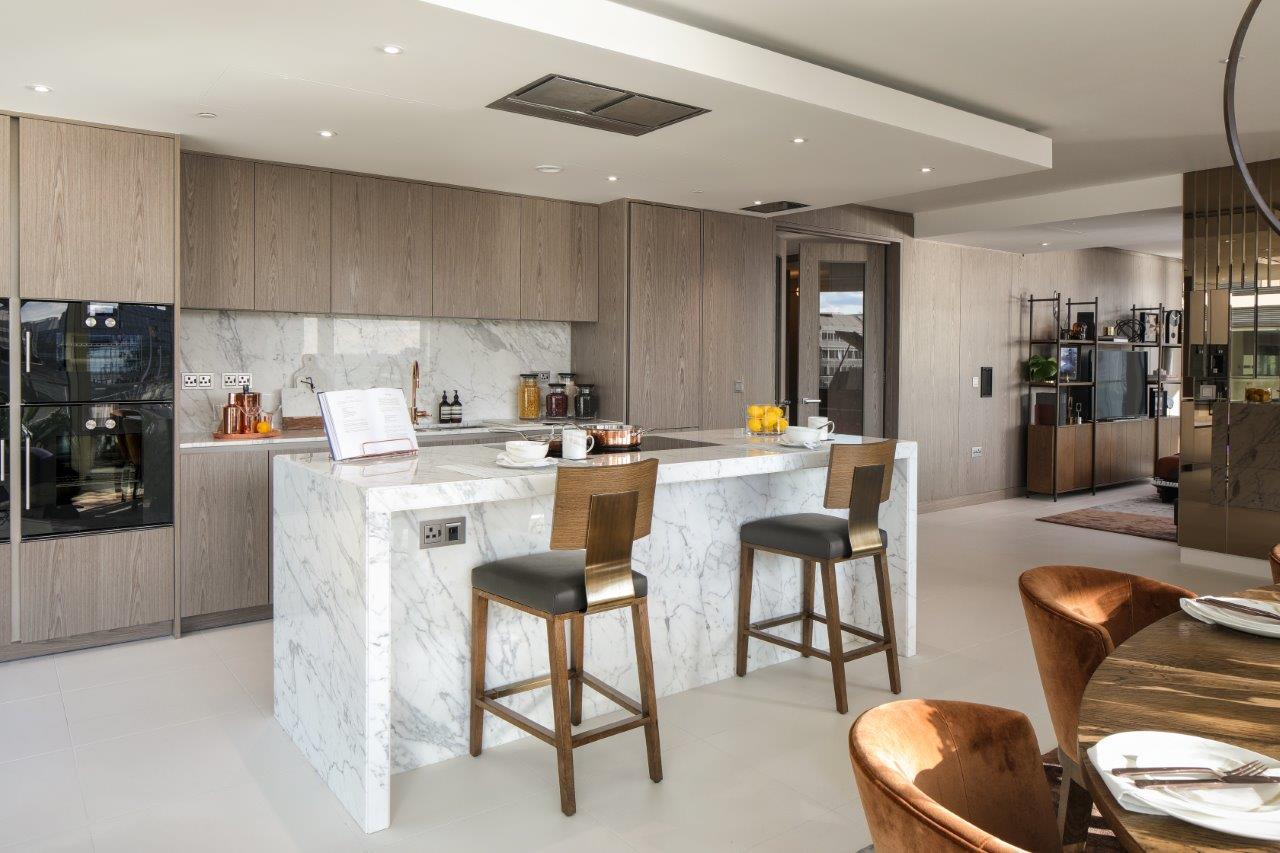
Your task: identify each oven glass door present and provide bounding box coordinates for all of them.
[21,403,173,538]
[21,301,174,404]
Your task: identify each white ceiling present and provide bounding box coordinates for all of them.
[0,0,1051,216]
[926,208,1185,258]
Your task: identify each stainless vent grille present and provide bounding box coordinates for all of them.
[487,74,708,137]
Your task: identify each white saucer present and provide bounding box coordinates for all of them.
[494,453,556,469]
[777,438,820,449]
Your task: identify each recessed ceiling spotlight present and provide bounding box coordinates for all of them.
[535,164,563,174]
[196,112,217,119]
[692,189,704,194]
[606,175,619,182]
[791,137,806,144]
[920,166,934,173]
[28,83,52,94]
[1041,242,1051,247]
[379,44,404,55]
[317,129,337,138]
[753,200,764,206]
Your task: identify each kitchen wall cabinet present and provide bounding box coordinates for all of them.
[20,118,175,303]
[628,203,702,429]
[180,451,270,619]
[255,163,331,313]
[700,211,774,429]
[332,175,433,317]
[181,153,255,310]
[19,528,174,642]
[431,186,520,319]
[0,117,11,305]
[520,198,598,322]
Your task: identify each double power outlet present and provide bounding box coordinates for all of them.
[181,372,253,390]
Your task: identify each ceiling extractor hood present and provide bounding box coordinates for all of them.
[487,74,708,137]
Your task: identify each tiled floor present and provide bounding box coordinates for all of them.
[0,485,1265,851]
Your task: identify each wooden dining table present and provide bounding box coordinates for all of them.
[1078,583,1280,852]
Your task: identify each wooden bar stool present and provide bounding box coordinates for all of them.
[736,440,900,713]
[469,458,662,816]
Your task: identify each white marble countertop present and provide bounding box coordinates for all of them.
[274,429,916,513]
[177,418,600,451]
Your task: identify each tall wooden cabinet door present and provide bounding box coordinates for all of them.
[0,117,11,301]
[0,543,10,647]
[431,186,520,319]
[701,211,774,429]
[20,528,174,642]
[181,153,255,310]
[180,452,269,618]
[19,118,175,303]
[332,175,432,317]
[628,203,701,429]
[519,198,598,321]
[254,163,331,313]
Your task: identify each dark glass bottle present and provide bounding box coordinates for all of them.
[438,391,451,424]
[574,383,598,420]
[450,391,462,424]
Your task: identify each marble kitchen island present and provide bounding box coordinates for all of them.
[272,430,918,832]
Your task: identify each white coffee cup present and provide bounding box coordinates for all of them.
[806,417,835,438]
[561,428,595,460]
[504,440,549,463]
[783,425,824,445]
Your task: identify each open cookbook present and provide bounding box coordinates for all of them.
[318,387,418,462]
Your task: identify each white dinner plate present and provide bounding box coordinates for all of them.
[1180,597,1280,639]
[1090,731,1280,841]
[494,454,556,469]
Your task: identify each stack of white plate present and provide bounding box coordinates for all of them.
[1180,596,1280,639]
[1090,731,1280,841]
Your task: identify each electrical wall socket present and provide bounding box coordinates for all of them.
[420,516,466,549]
[181,372,214,389]
[733,379,744,393]
[535,371,550,382]
[222,373,252,389]
[971,446,983,458]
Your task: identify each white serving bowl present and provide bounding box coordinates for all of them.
[504,440,549,462]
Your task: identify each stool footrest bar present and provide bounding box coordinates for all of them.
[475,697,556,745]
[572,714,650,747]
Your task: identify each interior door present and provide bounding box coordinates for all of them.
[796,241,885,435]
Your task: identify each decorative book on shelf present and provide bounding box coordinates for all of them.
[318,387,418,462]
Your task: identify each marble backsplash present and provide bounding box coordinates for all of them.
[179,311,571,431]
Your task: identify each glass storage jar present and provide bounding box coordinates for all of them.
[574,383,598,420]
[517,374,541,420]
[545,382,569,418]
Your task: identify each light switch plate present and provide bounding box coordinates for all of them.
[971,376,980,388]
[971,446,983,458]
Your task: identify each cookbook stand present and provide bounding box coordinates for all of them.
[331,436,419,463]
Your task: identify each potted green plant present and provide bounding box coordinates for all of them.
[1027,354,1058,382]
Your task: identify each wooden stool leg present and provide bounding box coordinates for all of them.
[569,615,585,726]
[735,544,755,677]
[631,598,663,783]
[468,590,489,757]
[872,550,901,694]
[546,615,576,816]
[820,561,848,714]
[800,560,815,656]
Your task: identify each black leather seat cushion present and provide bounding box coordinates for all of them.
[472,551,647,615]
[740,513,887,561]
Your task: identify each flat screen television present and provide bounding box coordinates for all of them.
[1095,350,1148,420]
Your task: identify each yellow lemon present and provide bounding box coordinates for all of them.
[746,404,765,418]
[255,421,273,434]
[762,410,780,428]
[766,405,783,418]
[746,417,764,433]
[777,418,788,431]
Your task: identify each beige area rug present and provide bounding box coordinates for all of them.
[1037,493,1176,542]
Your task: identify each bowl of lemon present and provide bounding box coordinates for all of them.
[745,404,788,436]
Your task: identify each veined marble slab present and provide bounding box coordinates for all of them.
[273,429,918,833]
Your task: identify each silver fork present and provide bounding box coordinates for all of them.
[1112,760,1268,778]
[1131,761,1274,789]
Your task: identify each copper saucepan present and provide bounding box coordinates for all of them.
[582,423,652,449]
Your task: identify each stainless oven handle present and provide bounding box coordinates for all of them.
[23,437,30,510]
[23,331,30,373]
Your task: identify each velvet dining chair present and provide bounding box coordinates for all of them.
[1270,544,1279,584]
[849,698,1061,853]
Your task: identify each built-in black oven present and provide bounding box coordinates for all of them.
[21,301,174,404]
[20,403,174,539]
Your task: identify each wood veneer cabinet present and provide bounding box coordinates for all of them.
[0,543,9,649]
[19,528,174,642]
[255,163,331,313]
[332,174,433,317]
[701,210,774,429]
[180,451,270,619]
[181,152,255,310]
[432,186,520,319]
[1027,423,1094,494]
[520,198,598,322]
[1096,418,1156,486]
[628,203,702,429]
[0,117,11,306]
[19,118,175,303]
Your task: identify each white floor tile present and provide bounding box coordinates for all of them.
[54,634,220,692]
[0,826,94,852]
[62,661,258,745]
[0,693,70,763]
[0,750,87,848]
[222,651,275,713]
[0,656,60,704]
[198,620,274,663]
[375,795,633,853]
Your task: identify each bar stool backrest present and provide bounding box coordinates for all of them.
[550,458,660,610]
[824,441,896,557]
